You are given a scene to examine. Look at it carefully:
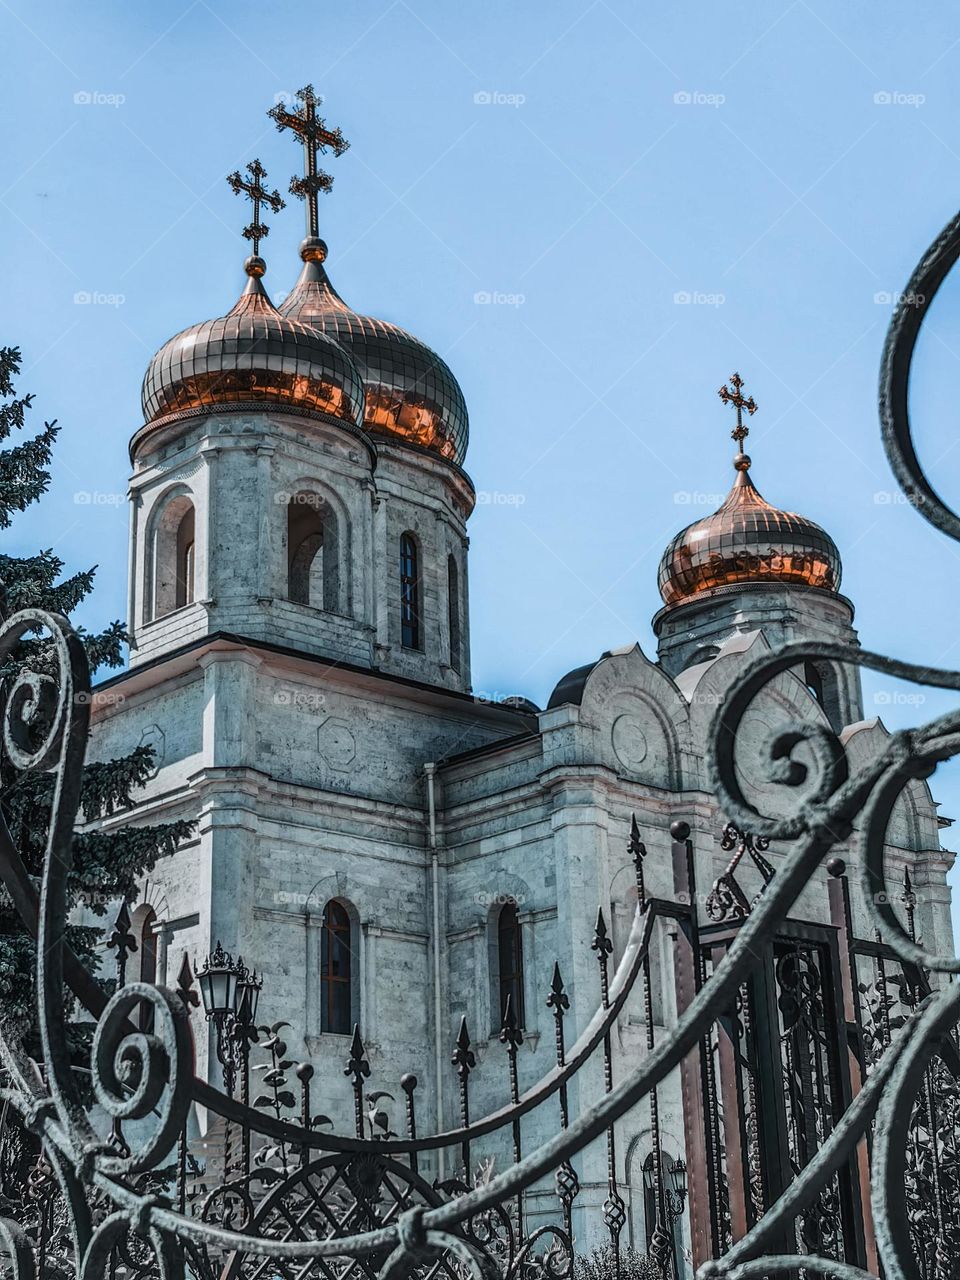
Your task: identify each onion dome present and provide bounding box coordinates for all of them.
[140,255,366,430]
[657,374,842,607]
[278,237,469,464]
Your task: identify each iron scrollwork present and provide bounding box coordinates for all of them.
[2,205,960,1280]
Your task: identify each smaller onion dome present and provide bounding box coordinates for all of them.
[658,374,842,607]
[279,238,469,464]
[140,256,366,430]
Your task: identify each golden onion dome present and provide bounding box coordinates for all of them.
[278,238,469,464]
[658,450,842,607]
[140,256,366,432]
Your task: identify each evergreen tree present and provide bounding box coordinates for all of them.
[0,345,192,1050]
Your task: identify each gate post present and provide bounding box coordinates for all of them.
[827,858,878,1273]
[669,820,716,1267]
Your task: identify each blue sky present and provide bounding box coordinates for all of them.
[5,1,960,934]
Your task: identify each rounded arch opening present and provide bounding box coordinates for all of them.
[287,490,342,613]
[320,897,358,1035]
[147,491,196,622]
[495,898,525,1032]
[802,658,844,731]
[400,531,423,651]
[447,553,462,673]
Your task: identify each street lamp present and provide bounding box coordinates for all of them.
[237,960,263,1027]
[197,943,261,1099]
[666,1156,688,1220]
[197,941,241,1022]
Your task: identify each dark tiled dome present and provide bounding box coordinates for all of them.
[141,261,366,430]
[658,455,841,607]
[279,238,469,464]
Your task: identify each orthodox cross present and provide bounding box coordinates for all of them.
[268,85,349,238]
[718,371,758,451]
[226,159,286,258]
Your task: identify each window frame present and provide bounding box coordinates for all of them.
[497,900,525,1030]
[320,900,353,1035]
[400,532,422,650]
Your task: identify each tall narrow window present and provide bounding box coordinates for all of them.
[288,492,340,610]
[497,901,525,1029]
[132,905,158,1032]
[320,900,352,1034]
[447,555,461,673]
[176,507,195,609]
[151,494,196,621]
[400,533,421,650]
[804,660,824,707]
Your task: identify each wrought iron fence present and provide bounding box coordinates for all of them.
[3,201,960,1280]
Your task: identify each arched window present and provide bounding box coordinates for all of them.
[150,494,196,621]
[804,660,824,706]
[176,507,195,609]
[447,555,461,673]
[400,533,422,650]
[131,905,158,1031]
[802,659,844,731]
[320,900,353,1034]
[288,492,340,611]
[497,901,525,1029]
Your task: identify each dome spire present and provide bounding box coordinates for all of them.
[656,374,841,606]
[718,371,758,474]
[269,85,349,256]
[226,159,286,279]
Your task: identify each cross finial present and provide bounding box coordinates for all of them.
[718,372,758,455]
[268,86,349,242]
[226,159,286,265]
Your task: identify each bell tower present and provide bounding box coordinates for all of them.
[654,374,862,728]
[126,103,475,694]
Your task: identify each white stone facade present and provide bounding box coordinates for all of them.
[85,385,955,1271]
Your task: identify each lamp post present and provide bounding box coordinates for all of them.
[643,1154,688,1277]
[197,943,263,1188]
[197,943,261,1100]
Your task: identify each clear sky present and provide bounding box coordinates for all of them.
[5,1,960,937]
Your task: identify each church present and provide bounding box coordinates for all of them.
[83,91,954,1267]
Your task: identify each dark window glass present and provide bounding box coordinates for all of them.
[804,660,824,706]
[400,533,421,650]
[497,901,525,1028]
[175,506,195,609]
[321,901,352,1034]
[137,907,157,1032]
[447,555,461,673]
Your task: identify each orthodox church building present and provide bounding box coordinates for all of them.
[84,103,954,1262]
